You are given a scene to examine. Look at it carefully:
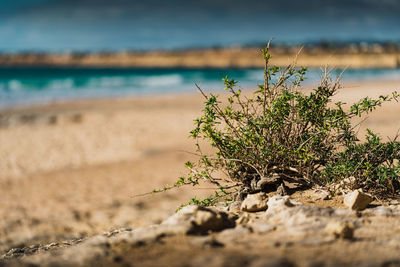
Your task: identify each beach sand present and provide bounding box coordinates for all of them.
[1,78,400,256]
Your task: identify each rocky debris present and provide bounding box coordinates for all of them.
[265,195,298,214]
[327,179,355,196]
[325,221,355,239]
[3,246,37,259]
[341,176,358,190]
[265,195,357,238]
[104,227,133,237]
[255,173,282,192]
[4,224,186,266]
[389,199,400,205]
[2,239,86,260]
[227,201,242,213]
[328,177,361,196]
[241,192,269,212]
[4,196,400,266]
[162,205,235,234]
[328,183,343,195]
[344,190,374,211]
[312,189,331,200]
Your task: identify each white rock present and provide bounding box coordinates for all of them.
[312,189,331,200]
[343,190,373,211]
[162,205,235,234]
[241,192,268,212]
[266,195,298,214]
[264,195,360,239]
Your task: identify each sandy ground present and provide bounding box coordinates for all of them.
[0,93,215,253]
[1,78,400,263]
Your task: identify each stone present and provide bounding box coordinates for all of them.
[265,195,298,214]
[325,221,355,239]
[250,222,276,234]
[265,196,319,231]
[228,201,242,213]
[27,235,111,266]
[264,195,359,239]
[312,189,331,200]
[389,199,400,205]
[162,205,235,234]
[241,192,269,212]
[344,190,373,211]
[328,183,342,194]
[256,174,282,191]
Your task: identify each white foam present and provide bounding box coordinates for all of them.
[8,80,22,91]
[134,74,184,87]
[47,78,75,90]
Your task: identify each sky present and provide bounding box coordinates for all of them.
[0,0,399,52]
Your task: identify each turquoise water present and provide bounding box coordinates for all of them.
[0,67,399,109]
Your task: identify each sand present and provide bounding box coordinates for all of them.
[1,78,400,258]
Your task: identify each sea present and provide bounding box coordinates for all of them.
[0,67,399,109]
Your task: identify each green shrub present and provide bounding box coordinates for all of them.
[152,41,400,206]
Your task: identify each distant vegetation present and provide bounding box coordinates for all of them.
[1,40,399,69]
[246,40,400,54]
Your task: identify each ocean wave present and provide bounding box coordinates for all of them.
[0,68,399,108]
[133,74,184,87]
[46,78,75,90]
[0,80,23,92]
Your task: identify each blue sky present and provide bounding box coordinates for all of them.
[0,0,399,52]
